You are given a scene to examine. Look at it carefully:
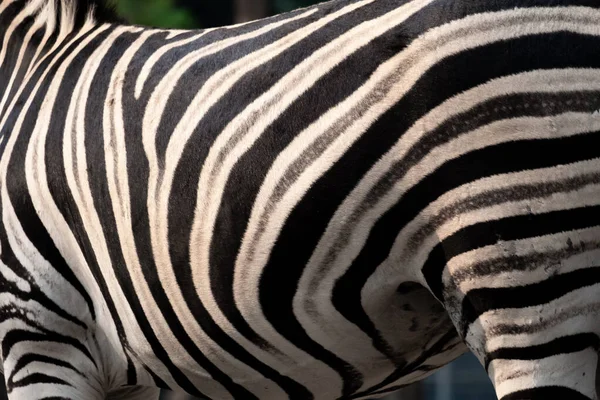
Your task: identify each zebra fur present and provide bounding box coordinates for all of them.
[0,0,599,399]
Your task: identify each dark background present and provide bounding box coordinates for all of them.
[114,0,321,29]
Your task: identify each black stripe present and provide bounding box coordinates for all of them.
[256,30,600,393]
[461,265,600,338]
[119,29,313,400]
[41,24,146,388]
[0,1,26,31]
[148,0,422,395]
[408,171,600,258]
[422,128,600,302]
[484,332,600,370]
[126,354,137,387]
[1,330,97,370]
[132,1,342,102]
[439,205,600,267]
[0,22,45,121]
[349,329,461,398]
[0,9,62,124]
[83,30,210,399]
[0,9,33,104]
[5,24,100,329]
[500,386,593,400]
[10,354,85,381]
[329,32,600,367]
[193,3,420,392]
[142,363,169,390]
[11,373,72,389]
[205,0,410,353]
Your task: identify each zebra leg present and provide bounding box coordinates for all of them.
[441,232,600,400]
[484,342,599,400]
[0,340,107,400]
[0,320,157,400]
[0,301,122,400]
[452,297,599,400]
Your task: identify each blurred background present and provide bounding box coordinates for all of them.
[0,1,499,399]
[113,0,324,28]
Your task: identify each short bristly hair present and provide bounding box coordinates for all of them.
[47,0,123,29]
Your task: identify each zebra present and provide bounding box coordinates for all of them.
[0,0,599,398]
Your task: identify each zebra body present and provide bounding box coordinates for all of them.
[0,0,599,399]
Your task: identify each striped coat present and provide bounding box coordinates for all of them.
[0,0,598,399]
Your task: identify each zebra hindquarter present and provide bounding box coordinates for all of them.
[433,142,600,399]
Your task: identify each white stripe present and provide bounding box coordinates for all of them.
[0,9,47,121]
[145,0,382,395]
[0,21,98,367]
[445,223,600,294]
[24,19,112,338]
[190,2,436,392]
[231,0,440,384]
[134,28,216,98]
[61,25,180,390]
[490,349,598,399]
[103,30,232,399]
[0,0,45,68]
[0,1,81,143]
[280,8,600,370]
[0,0,17,15]
[471,283,600,352]
[360,68,600,334]
[8,340,105,399]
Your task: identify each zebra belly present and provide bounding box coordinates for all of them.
[122,273,464,399]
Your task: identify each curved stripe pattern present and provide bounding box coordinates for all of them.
[0,0,599,399]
